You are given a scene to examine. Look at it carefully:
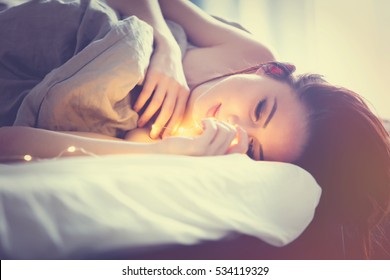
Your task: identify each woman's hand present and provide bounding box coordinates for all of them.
[106,0,190,139]
[157,118,249,156]
[133,38,189,139]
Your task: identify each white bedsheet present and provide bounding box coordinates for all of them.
[0,154,321,259]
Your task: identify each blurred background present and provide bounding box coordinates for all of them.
[191,0,390,119]
[2,0,388,119]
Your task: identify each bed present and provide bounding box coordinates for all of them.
[0,154,321,259]
[0,0,389,260]
[3,153,388,260]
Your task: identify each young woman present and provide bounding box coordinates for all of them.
[0,0,389,258]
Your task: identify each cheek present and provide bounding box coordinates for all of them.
[203,78,241,98]
[193,85,225,115]
[192,94,208,119]
[193,77,256,120]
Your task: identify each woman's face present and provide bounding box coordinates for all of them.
[191,74,309,162]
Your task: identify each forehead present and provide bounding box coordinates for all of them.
[261,92,308,162]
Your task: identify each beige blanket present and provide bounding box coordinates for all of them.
[1,1,192,136]
[14,15,153,137]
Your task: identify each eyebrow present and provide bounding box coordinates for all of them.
[263,98,277,128]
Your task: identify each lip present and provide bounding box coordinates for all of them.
[206,103,221,118]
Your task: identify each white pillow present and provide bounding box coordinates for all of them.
[0,154,321,259]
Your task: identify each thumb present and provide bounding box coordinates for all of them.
[227,126,249,154]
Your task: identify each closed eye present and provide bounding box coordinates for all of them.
[255,99,267,122]
[247,138,255,159]
[247,137,264,161]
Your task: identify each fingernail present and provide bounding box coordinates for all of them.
[194,123,203,134]
[150,127,159,139]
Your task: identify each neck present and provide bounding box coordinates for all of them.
[176,80,219,137]
[179,77,226,135]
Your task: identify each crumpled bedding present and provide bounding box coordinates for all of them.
[8,0,154,137]
[1,0,117,127]
[1,0,188,137]
[15,15,153,137]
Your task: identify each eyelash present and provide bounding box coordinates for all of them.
[255,99,266,121]
[248,137,264,161]
[248,138,256,160]
[248,99,267,160]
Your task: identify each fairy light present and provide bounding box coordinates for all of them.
[4,119,243,164]
[230,137,239,146]
[57,145,98,158]
[152,123,203,137]
[67,146,76,153]
[0,145,99,164]
[23,154,32,162]
[177,127,186,135]
[2,120,242,164]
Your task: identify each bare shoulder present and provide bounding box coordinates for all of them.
[183,36,275,88]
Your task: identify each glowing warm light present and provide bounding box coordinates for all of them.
[177,127,186,135]
[172,125,203,137]
[23,155,32,161]
[67,146,76,153]
[151,122,204,137]
[231,137,239,146]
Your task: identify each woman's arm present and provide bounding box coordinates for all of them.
[0,121,248,161]
[158,0,275,86]
[158,0,261,47]
[0,126,161,161]
[106,0,175,47]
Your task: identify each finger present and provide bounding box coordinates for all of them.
[150,87,179,139]
[201,121,234,156]
[161,88,188,139]
[133,72,158,113]
[210,122,237,155]
[227,126,249,154]
[197,118,219,146]
[137,82,168,128]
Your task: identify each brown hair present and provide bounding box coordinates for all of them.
[291,74,390,258]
